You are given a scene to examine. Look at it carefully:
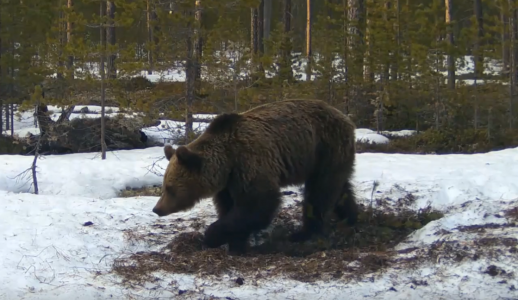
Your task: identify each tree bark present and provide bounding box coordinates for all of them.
[107,1,116,79]
[31,134,41,194]
[5,101,9,131]
[66,0,74,79]
[258,0,264,55]
[502,1,510,72]
[100,0,107,159]
[194,0,202,83]
[10,103,14,137]
[306,0,312,81]
[184,3,199,141]
[280,0,293,81]
[509,0,516,129]
[390,0,400,81]
[473,0,484,129]
[382,2,390,83]
[347,0,366,111]
[445,0,455,89]
[513,4,518,84]
[57,4,65,80]
[364,4,374,83]
[251,8,258,54]
[263,0,272,54]
[251,5,259,82]
[0,8,2,133]
[147,0,154,74]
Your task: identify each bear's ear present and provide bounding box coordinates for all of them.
[175,146,203,171]
[164,144,175,161]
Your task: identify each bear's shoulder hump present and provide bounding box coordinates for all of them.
[206,113,242,135]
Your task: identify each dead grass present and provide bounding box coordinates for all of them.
[118,186,162,198]
[110,191,444,286]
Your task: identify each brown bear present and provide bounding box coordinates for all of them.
[152,99,358,255]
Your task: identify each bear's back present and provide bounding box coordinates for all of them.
[230,99,356,186]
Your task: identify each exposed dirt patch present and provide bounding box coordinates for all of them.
[454,223,518,233]
[475,237,518,247]
[111,191,444,286]
[505,206,518,223]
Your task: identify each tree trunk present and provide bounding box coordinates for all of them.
[364,14,373,83]
[347,0,366,111]
[147,0,154,74]
[251,6,258,81]
[5,102,9,131]
[445,0,455,89]
[153,10,160,64]
[257,0,265,75]
[10,103,13,137]
[194,0,202,83]
[280,0,293,82]
[100,0,107,159]
[66,0,74,79]
[0,9,2,133]
[510,0,516,129]
[390,0,400,81]
[251,7,258,55]
[382,2,390,83]
[263,0,272,54]
[258,0,264,55]
[57,5,65,80]
[502,1,510,72]
[513,5,518,84]
[31,133,41,194]
[107,1,116,79]
[473,0,483,129]
[306,0,312,81]
[184,3,198,141]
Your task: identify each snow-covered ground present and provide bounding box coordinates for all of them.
[1,141,518,299]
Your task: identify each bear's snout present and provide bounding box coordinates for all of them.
[152,206,166,217]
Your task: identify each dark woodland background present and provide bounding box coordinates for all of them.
[1,0,518,155]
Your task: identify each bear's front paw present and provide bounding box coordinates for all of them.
[203,221,227,248]
[227,239,248,256]
[289,230,314,243]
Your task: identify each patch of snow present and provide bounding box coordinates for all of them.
[381,129,417,137]
[356,129,390,144]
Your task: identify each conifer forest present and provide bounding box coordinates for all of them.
[1,0,518,153]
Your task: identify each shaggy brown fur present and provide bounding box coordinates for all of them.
[152,99,358,255]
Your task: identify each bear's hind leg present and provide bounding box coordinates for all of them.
[290,173,343,243]
[334,179,359,225]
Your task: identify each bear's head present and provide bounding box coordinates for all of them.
[152,144,214,217]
